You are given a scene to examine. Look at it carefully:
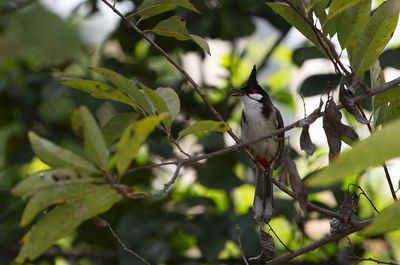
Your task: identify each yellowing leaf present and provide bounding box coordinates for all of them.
[62,78,138,109]
[116,114,168,174]
[178,120,230,140]
[89,67,153,114]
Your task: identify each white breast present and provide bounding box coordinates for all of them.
[241,96,279,160]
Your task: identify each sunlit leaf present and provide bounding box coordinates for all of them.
[326,0,363,21]
[266,3,322,51]
[15,185,121,264]
[28,132,100,174]
[350,0,400,73]
[336,0,371,50]
[101,113,138,146]
[363,200,400,236]
[306,117,400,187]
[78,106,109,171]
[135,0,199,21]
[178,120,230,140]
[142,84,172,131]
[62,78,138,109]
[89,67,152,114]
[116,114,168,175]
[156,87,180,121]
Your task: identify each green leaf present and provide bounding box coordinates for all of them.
[145,16,210,55]
[61,78,138,109]
[15,184,121,264]
[116,114,168,175]
[78,106,109,171]
[190,34,211,55]
[156,87,180,121]
[178,120,230,140]
[89,67,152,114]
[12,168,102,197]
[326,0,363,21]
[135,0,200,21]
[306,117,400,188]
[350,0,400,73]
[142,84,172,131]
[363,200,400,236]
[28,132,100,174]
[101,113,138,146]
[267,3,322,51]
[371,60,400,127]
[336,0,371,50]
[146,15,191,41]
[299,74,340,97]
[20,183,97,227]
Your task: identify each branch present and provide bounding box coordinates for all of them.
[99,0,241,145]
[236,224,250,265]
[104,218,150,265]
[264,219,372,265]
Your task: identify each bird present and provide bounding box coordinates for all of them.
[231,65,284,224]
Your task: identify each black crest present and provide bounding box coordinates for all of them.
[246,65,258,86]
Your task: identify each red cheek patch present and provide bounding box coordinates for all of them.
[250,89,258,94]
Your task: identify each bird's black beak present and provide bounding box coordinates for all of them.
[229,88,246,97]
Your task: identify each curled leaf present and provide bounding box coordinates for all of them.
[279,148,308,212]
[330,190,359,233]
[339,76,370,124]
[300,125,316,155]
[323,98,359,162]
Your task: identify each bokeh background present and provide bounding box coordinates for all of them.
[1,0,400,264]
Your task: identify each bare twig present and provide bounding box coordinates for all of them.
[264,219,372,265]
[266,223,291,252]
[105,219,150,265]
[350,184,380,214]
[236,224,250,265]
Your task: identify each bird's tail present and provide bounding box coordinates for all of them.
[253,166,274,224]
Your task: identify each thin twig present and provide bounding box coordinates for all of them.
[105,220,150,265]
[236,224,250,265]
[264,219,372,265]
[266,223,291,252]
[99,0,242,145]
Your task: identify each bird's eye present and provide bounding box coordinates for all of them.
[250,89,258,94]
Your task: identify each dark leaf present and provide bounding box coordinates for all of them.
[330,190,359,233]
[300,125,316,155]
[323,98,359,162]
[280,148,308,211]
[259,230,275,259]
[292,46,324,67]
[339,77,370,124]
[299,74,340,97]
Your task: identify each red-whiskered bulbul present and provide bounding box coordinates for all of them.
[231,65,284,223]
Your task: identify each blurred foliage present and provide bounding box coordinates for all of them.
[1,0,400,265]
